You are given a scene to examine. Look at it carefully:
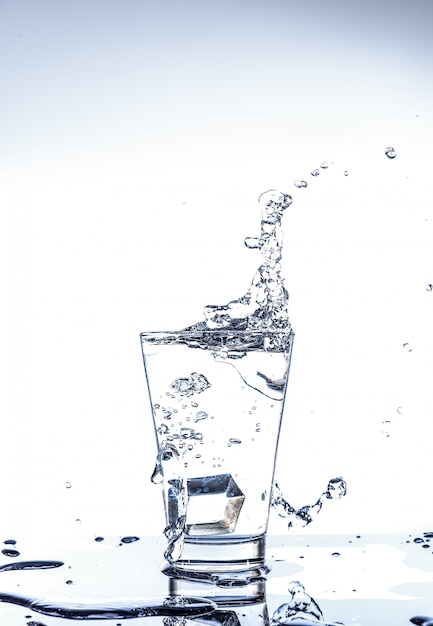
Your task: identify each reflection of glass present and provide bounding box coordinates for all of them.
[141,328,294,582]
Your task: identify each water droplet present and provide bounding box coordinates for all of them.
[194,410,208,422]
[65,580,73,585]
[94,536,104,542]
[397,406,403,414]
[3,539,17,545]
[426,284,433,291]
[1,548,20,557]
[326,477,347,499]
[120,536,140,544]
[294,180,308,188]
[64,482,72,489]
[229,438,242,445]
[344,170,349,176]
[385,146,397,159]
[244,237,261,249]
[331,552,340,557]
[311,168,320,177]
[403,342,413,352]
[320,162,329,169]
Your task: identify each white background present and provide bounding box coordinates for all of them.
[2,0,433,543]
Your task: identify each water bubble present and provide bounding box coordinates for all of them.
[397,406,403,414]
[311,168,320,177]
[180,427,196,439]
[426,284,433,291]
[381,420,392,437]
[65,580,73,585]
[3,539,16,545]
[64,482,72,489]
[320,162,329,169]
[229,438,242,445]
[385,146,397,159]
[414,537,425,544]
[403,342,413,352]
[121,536,140,544]
[331,552,340,557]
[344,170,349,176]
[294,180,308,188]
[94,536,104,542]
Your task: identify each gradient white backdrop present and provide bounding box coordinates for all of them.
[2,0,433,542]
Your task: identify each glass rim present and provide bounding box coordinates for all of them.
[140,328,294,339]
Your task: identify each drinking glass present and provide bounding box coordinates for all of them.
[141,328,294,584]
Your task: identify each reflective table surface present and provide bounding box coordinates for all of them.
[1,532,432,625]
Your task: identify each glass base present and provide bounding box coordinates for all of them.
[162,534,269,592]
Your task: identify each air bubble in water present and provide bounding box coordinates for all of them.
[64,482,71,489]
[294,180,308,188]
[311,168,320,177]
[320,162,329,169]
[426,284,432,291]
[385,146,397,159]
[344,170,349,176]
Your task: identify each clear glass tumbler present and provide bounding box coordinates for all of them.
[141,329,294,583]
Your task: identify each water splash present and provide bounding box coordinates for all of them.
[151,441,187,563]
[185,189,292,335]
[271,581,323,624]
[270,580,346,625]
[271,478,347,530]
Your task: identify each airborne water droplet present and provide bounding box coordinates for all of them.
[426,284,433,291]
[344,170,349,176]
[311,168,320,177]
[294,180,308,188]
[244,237,261,249]
[385,146,397,159]
[320,162,329,169]
[64,482,71,489]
